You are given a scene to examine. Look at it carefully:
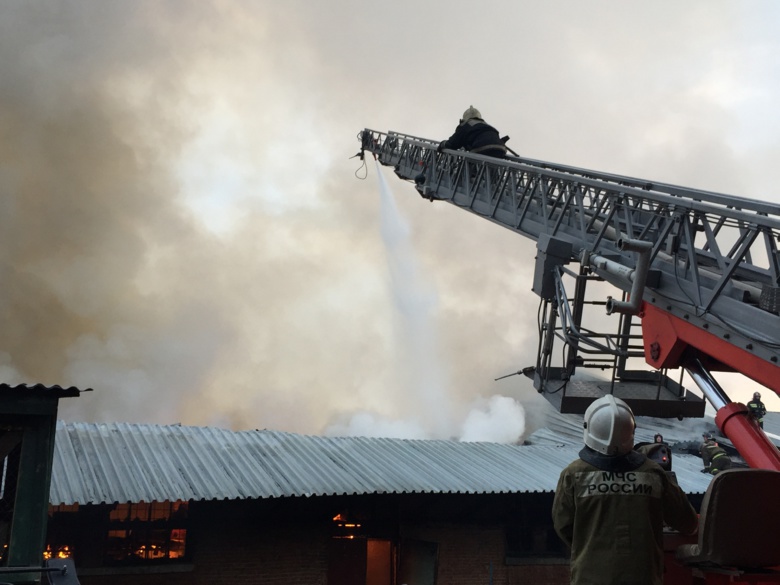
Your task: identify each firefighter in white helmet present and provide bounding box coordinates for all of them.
[552,395,698,585]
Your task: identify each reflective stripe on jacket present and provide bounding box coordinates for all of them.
[747,400,766,419]
[700,441,729,468]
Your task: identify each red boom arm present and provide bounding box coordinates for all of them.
[641,302,780,470]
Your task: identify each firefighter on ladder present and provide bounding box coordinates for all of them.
[699,433,732,475]
[438,106,508,159]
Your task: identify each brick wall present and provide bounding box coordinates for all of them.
[400,521,568,585]
[61,494,570,585]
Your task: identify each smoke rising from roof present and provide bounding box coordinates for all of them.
[1,1,779,438]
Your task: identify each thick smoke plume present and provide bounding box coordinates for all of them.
[0,2,540,437]
[1,1,778,438]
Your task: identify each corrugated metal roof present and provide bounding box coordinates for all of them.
[0,383,85,398]
[50,421,714,506]
[758,412,780,447]
[525,404,780,459]
[525,405,725,448]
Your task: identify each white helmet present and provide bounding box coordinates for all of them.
[583,395,636,456]
[461,106,482,122]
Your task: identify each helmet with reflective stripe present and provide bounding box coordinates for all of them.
[583,395,636,456]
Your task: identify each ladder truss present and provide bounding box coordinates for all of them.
[360,129,780,411]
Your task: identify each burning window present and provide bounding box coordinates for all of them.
[46,500,189,567]
[105,501,189,563]
[43,543,72,560]
[45,504,79,563]
[333,512,364,539]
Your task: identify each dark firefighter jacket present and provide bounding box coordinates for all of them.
[441,119,507,158]
[552,447,698,585]
[700,440,731,474]
[747,399,766,423]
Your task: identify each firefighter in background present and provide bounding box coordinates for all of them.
[552,395,698,585]
[700,433,732,475]
[438,106,508,159]
[634,433,672,472]
[747,391,767,428]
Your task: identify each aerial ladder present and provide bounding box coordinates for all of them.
[358,129,780,471]
[358,129,780,583]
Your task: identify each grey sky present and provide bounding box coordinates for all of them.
[1,1,778,439]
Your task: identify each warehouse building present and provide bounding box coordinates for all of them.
[42,412,719,585]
